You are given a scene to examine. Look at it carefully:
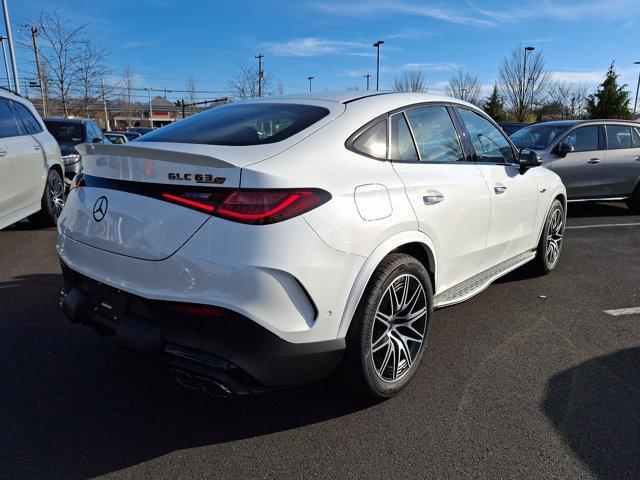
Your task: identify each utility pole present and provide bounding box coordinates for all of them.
[181,99,185,118]
[373,41,384,91]
[30,27,47,116]
[255,54,264,97]
[523,46,535,121]
[307,76,314,93]
[0,37,9,88]
[101,78,109,131]
[363,73,371,91]
[633,61,640,115]
[2,0,19,93]
[145,87,153,128]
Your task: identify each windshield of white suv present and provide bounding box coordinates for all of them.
[138,103,330,146]
[510,123,572,150]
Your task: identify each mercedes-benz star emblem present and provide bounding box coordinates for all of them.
[93,196,108,222]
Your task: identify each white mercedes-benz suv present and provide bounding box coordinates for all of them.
[0,89,64,230]
[57,92,566,399]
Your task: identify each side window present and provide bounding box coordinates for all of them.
[633,127,640,148]
[353,119,387,159]
[389,113,418,161]
[88,122,102,141]
[404,106,464,163]
[0,99,20,138]
[456,108,515,163]
[606,125,632,149]
[561,126,599,152]
[11,101,43,135]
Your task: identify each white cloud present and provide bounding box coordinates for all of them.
[261,38,370,57]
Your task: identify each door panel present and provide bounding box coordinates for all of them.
[394,162,491,293]
[6,134,44,209]
[602,125,640,196]
[0,140,13,217]
[476,164,539,269]
[547,125,603,198]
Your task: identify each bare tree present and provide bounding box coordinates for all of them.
[499,45,551,121]
[445,70,483,106]
[546,81,589,119]
[228,63,273,100]
[346,85,360,91]
[74,40,111,117]
[276,80,285,96]
[393,71,427,92]
[121,64,136,127]
[185,77,197,113]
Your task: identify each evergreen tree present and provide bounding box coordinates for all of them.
[483,84,507,122]
[586,63,632,119]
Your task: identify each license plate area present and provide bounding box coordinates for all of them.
[87,282,129,324]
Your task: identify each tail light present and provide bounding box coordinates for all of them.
[161,188,330,225]
[168,303,227,318]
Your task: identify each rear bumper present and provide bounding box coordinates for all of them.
[60,262,345,393]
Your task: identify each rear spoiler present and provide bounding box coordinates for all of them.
[75,143,236,169]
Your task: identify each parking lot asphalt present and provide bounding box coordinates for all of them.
[2,202,640,480]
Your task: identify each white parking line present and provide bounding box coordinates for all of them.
[566,222,640,230]
[604,307,640,316]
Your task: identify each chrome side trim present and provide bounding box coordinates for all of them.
[434,250,536,308]
[567,196,628,203]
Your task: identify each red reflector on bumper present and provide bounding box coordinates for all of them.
[169,304,227,317]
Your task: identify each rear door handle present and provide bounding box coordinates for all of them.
[33,145,41,151]
[494,185,507,194]
[588,158,600,164]
[0,150,6,157]
[423,191,444,205]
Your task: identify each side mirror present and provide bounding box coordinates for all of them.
[556,143,574,157]
[92,137,103,144]
[518,148,542,169]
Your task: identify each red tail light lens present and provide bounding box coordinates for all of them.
[169,303,227,317]
[161,189,330,225]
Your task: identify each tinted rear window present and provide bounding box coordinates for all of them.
[44,121,85,143]
[138,103,330,146]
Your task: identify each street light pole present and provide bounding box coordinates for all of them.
[523,46,535,121]
[255,54,264,97]
[307,76,314,93]
[363,73,371,91]
[373,40,384,91]
[0,37,9,88]
[144,87,153,128]
[634,61,640,116]
[1,0,19,93]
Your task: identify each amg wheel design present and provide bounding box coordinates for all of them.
[28,169,65,228]
[533,199,565,274]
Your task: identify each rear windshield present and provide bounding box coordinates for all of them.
[510,123,572,150]
[138,103,330,146]
[44,121,85,143]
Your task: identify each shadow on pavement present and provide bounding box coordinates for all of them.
[0,273,373,479]
[542,347,640,479]
[566,201,632,218]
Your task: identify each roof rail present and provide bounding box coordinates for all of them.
[0,85,21,97]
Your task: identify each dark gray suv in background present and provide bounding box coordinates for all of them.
[511,120,640,212]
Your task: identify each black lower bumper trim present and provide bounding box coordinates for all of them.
[59,262,345,393]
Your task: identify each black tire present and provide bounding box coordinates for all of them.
[339,253,433,400]
[28,168,65,228]
[532,199,565,274]
[627,184,640,214]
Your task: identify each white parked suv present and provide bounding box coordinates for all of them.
[57,92,566,399]
[0,88,64,230]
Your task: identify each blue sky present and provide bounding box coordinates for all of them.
[11,0,640,102]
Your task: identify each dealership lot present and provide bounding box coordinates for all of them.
[2,202,640,479]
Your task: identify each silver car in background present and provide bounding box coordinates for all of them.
[510,120,640,212]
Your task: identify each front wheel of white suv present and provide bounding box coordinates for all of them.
[339,253,433,400]
[532,199,565,274]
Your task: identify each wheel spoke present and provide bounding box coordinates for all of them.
[372,330,390,353]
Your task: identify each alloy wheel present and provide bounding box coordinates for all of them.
[546,208,563,266]
[370,274,427,382]
[50,174,65,219]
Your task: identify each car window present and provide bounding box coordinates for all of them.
[0,99,21,138]
[457,108,514,163]
[633,127,640,148]
[561,126,599,152]
[510,123,571,150]
[88,122,102,141]
[44,121,85,143]
[11,101,43,135]
[389,113,418,161]
[138,103,330,146]
[404,106,464,163]
[606,125,632,149]
[353,119,387,159]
